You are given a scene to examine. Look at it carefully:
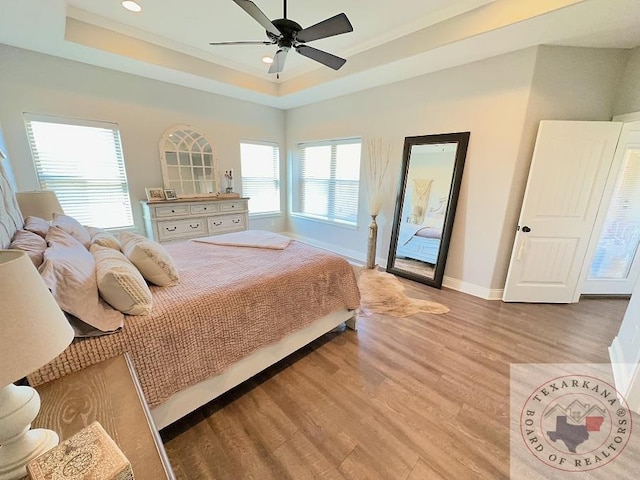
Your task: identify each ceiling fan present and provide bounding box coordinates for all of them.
[209,0,353,75]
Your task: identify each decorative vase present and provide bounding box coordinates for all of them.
[366,214,378,269]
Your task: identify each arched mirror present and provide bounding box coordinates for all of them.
[387,132,470,288]
[159,125,219,197]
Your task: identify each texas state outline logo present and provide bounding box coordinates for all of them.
[520,374,633,472]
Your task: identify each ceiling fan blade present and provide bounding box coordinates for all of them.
[268,48,289,74]
[232,0,281,37]
[209,40,273,45]
[296,45,346,70]
[296,13,353,43]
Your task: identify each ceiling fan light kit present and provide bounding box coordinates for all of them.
[210,0,353,75]
[121,1,142,13]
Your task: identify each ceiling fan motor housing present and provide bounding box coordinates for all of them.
[270,18,303,47]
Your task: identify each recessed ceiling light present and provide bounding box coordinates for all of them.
[122,1,142,13]
[262,56,274,64]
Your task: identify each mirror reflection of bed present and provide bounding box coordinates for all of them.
[395,179,447,279]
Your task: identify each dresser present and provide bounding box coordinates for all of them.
[141,197,248,243]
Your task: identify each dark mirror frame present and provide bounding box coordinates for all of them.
[386,132,470,288]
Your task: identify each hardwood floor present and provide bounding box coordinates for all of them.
[161,278,629,479]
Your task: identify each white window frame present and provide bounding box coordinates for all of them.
[24,113,134,230]
[240,140,281,216]
[292,137,362,228]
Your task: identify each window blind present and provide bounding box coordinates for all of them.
[240,141,280,214]
[24,114,134,229]
[589,147,640,279]
[296,138,361,225]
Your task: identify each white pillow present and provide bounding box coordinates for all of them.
[91,244,152,315]
[10,229,47,267]
[119,232,179,287]
[86,226,121,250]
[52,213,91,248]
[40,227,124,333]
[24,216,50,238]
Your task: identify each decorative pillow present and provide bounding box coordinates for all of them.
[10,229,47,267]
[90,244,152,315]
[85,226,121,250]
[24,216,50,238]
[52,213,91,248]
[119,232,179,287]
[40,227,124,333]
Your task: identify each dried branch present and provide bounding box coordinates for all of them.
[365,138,394,216]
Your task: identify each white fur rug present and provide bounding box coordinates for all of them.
[357,268,449,317]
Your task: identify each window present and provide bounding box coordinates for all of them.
[24,114,133,229]
[240,141,280,214]
[293,138,362,226]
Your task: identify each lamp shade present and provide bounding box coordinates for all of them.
[15,191,63,221]
[0,250,73,387]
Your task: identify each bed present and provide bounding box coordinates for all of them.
[396,222,442,264]
[0,165,360,429]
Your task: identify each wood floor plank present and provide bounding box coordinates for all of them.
[162,275,630,480]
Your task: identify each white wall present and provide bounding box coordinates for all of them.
[614,47,640,116]
[0,45,286,233]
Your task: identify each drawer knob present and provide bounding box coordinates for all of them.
[166,226,177,232]
[232,219,240,224]
[171,209,175,213]
[204,207,207,210]
[213,221,222,226]
[190,224,200,229]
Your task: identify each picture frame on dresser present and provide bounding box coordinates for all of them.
[145,187,165,202]
[163,189,178,201]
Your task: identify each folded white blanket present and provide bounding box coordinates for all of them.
[192,230,292,250]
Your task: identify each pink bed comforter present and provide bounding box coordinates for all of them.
[28,240,360,408]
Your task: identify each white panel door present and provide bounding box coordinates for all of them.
[503,121,622,303]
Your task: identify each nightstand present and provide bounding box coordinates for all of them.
[32,354,175,480]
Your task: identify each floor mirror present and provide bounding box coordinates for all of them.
[387,132,470,288]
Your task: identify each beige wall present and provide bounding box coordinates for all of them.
[286,48,539,295]
[286,45,627,294]
[0,45,286,233]
[492,45,628,288]
[0,42,632,295]
[614,47,640,116]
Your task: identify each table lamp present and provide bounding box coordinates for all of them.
[15,191,63,221]
[0,250,74,480]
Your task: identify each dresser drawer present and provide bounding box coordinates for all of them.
[158,218,206,240]
[190,203,220,215]
[220,201,245,212]
[156,205,190,217]
[207,214,245,232]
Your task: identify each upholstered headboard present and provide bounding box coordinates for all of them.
[0,161,23,248]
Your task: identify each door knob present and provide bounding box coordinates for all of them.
[522,226,531,233]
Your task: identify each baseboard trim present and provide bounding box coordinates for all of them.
[282,232,386,267]
[443,276,504,300]
[284,232,503,301]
